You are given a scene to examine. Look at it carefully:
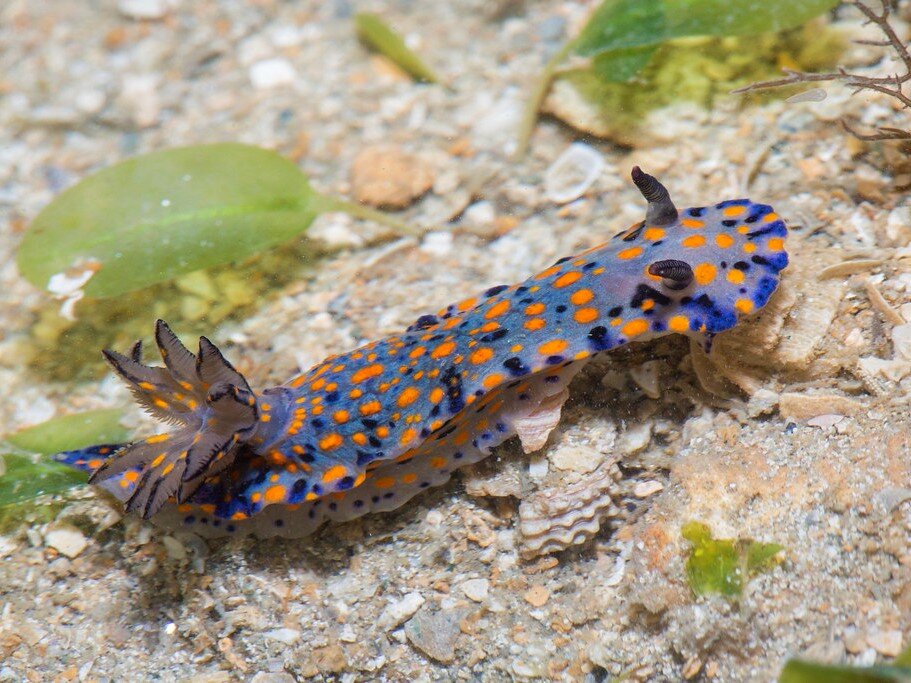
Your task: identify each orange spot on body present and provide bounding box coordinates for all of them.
[693,263,717,285]
[574,308,599,324]
[431,341,456,358]
[397,387,421,407]
[429,387,444,404]
[351,363,384,383]
[722,205,746,217]
[682,235,706,248]
[333,409,350,424]
[524,302,545,315]
[554,271,583,288]
[538,339,568,355]
[402,473,418,484]
[715,233,734,248]
[400,427,417,445]
[767,237,785,251]
[352,432,368,446]
[485,300,511,319]
[322,465,347,483]
[570,289,594,305]
[682,218,704,229]
[743,243,757,253]
[524,318,546,331]
[319,433,343,451]
[430,456,447,468]
[617,247,643,261]
[644,227,665,241]
[265,485,286,503]
[669,315,690,332]
[471,347,494,364]
[375,477,395,489]
[360,400,382,416]
[483,373,503,389]
[735,298,755,314]
[457,297,478,311]
[535,265,562,280]
[409,346,426,359]
[727,269,745,284]
[622,319,649,338]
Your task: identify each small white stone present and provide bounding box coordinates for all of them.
[806,414,846,429]
[249,58,296,89]
[544,142,605,204]
[425,509,444,527]
[629,360,662,399]
[339,625,357,643]
[44,525,88,559]
[263,628,301,645]
[164,622,177,636]
[463,201,496,228]
[460,578,489,603]
[867,629,902,657]
[309,213,365,249]
[161,535,187,561]
[549,444,604,474]
[892,323,911,360]
[633,480,664,498]
[419,231,453,257]
[117,0,175,20]
[378,592,425,630]
[527,454,548,482]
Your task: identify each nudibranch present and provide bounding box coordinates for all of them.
[56,168,788,538]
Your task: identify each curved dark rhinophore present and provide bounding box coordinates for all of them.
[56,167,788,537]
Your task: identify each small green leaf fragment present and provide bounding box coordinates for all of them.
[779,658,911,683]
[355,12,440,84]
[5,409,128,455]
[18,143,326,298]
[682,521,783,597]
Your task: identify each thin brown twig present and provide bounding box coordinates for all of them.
[732,0,911,142]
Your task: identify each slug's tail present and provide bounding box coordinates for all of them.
[65,320,261,519]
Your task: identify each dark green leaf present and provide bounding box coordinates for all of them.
[779,659,911,683]
[355,12,440,84]
[5,409,128,454]
[18,143,328,298]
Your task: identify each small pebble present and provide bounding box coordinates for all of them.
[378,592,425,630]
[249,58,297,90]
[117,0,174,20]
[867,629,903,657]
[405,608,462,663]
[460,578,489,603]
[633,481,664,498]
[544,142,605,204]
[263,628,301,645]
[523,585,550,607]
[351,145,435,209]
[419,231,453,257]
[250,673,295,683]
[44,525,88,559]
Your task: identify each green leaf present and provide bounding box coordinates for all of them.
[0,409,129,507]
[572,0,840,58]
[590,46,658,83]
[0,453,88,507]
[355,12,440,84]
[5,409,128,454]
[18,143,329,298]
[682,521,783,597]
[779,658,911,683]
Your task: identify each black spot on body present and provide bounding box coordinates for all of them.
[485,284,509,297]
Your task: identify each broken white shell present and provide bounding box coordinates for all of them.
[543,142,604,204]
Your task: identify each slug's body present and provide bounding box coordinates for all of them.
[57,169,788,538]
